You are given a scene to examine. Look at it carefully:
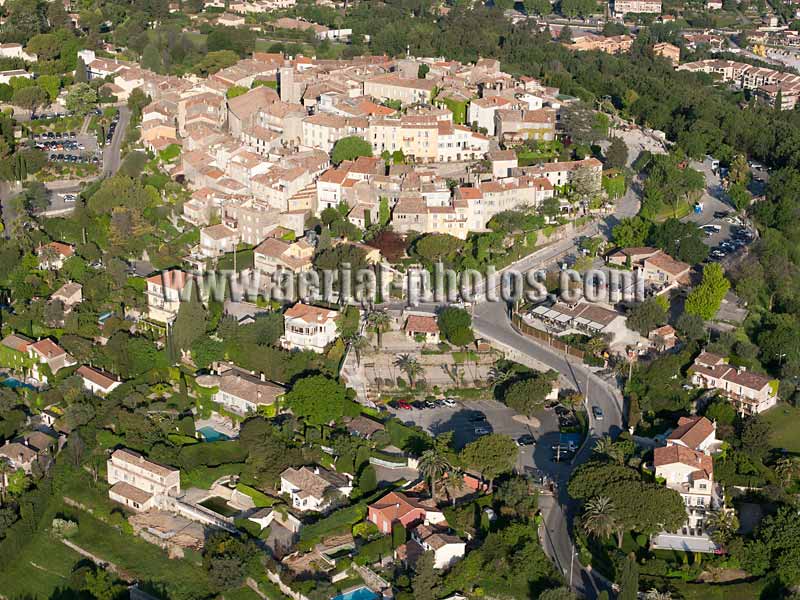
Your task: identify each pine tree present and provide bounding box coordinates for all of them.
[75,57,88,84]
[172,281,207,352]
[618,554,639,600]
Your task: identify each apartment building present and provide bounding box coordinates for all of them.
[613,0,661,15]
[107,448,181,512]
[652,417,721,553]
[688,352,779,415]
[678,59,800,110]
[567,33,635,54]
[281,302,339,353]
[654,42,681,66]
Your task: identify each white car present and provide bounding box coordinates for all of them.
[443,398,457,408]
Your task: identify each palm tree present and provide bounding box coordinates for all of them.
[394,354,422,388]
[444,465,465,507]
[586,335,607,357]
[487,366,513,389]
[348,335,370,367]
[706,509,739,546]
[644,589,672,600]
[583,495,623,548]
[418,448,451,500]
[593,436,624,464]
[368,311,391,348]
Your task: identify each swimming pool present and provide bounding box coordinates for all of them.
[330,587,379,600]
[0,377,36,391]
[197,425,230,442]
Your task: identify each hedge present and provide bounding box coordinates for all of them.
[354,535,392,565]
[178,440,247,471]
[298,503,368,551]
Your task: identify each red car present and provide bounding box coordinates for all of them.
[397,401,412,410]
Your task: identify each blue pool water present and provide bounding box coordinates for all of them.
[0,377,36,391]
[331,587,379,600]
[197,426,230,442]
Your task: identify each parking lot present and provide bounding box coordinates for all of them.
[386,397,579,477]
[33,130,101,167]
[683,160,757,263]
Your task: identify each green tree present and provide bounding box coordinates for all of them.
[685,263,730,320]
[612,216,651,248]
[394,353,423,388]
[583,496,623,547]
[36,75,60,101]
[618,554,639,600]
[605,136,629,169]
[12,86,48,115]
[418,447,451,499]
[524,0,552,14]
[412,551,441,599]
[284,375,359,430]
[331,135,373,165]
[459,433,517,490]
[75,56,88,83]
[65,83,98,116]
[627,297,667,336]
[172,281,207,354]
[357,464,377,495]
[414,233,464,264]
[437,307,474,347]
[503,375,553,417]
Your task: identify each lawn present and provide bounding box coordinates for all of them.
[0,522,83,598]
[762,403,800,452]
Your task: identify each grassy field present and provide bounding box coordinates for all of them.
[0,521,83,598]
[762,403,800,453]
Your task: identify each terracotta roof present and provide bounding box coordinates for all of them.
[667,416,714,450]
[405,315,439,335]
[30,338,66,359]
[111,449,177,478]
[1,333,32,353]
[369,491,437,522]
[146,269,192,290]
[284,303,338,324]
[110,481,153,505]
[218,369,284,405]
[77,365,120,391]
[40,241,74,258]
[644,251,691,277]
[654,444,713,478]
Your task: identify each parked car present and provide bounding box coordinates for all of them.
[443,398,457,408]
[592,406,604,420]
[516,434,535,447]
[397,401,412,410]
[474,426,491,436]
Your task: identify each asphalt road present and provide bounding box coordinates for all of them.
[102,106,131,177]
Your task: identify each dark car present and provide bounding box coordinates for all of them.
[467,413,486,423]
[713,211,730,219]
[516,434,535,447]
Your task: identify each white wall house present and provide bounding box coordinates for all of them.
[280,466,352,512]
[107,448,180,512]
[281,303,339,353]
